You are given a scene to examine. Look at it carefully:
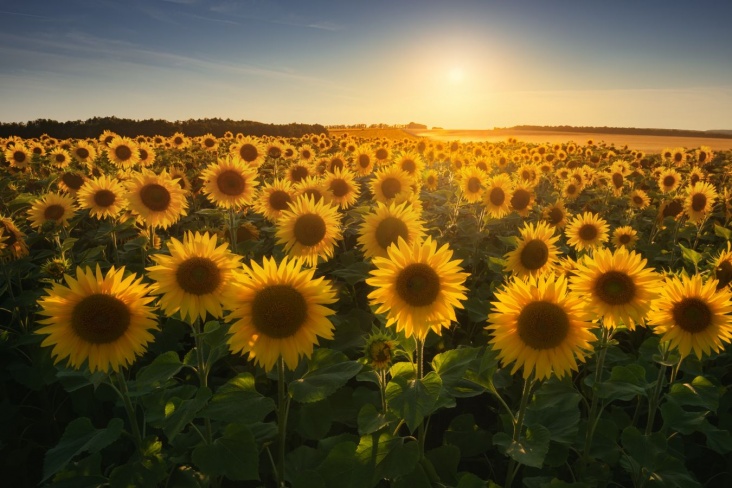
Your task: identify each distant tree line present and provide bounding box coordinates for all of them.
[327,122,427,130]
[0,117,329,139]
[501,125,732,139]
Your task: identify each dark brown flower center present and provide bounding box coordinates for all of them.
[619,234,631,244]
[139,148,149,161]
[290,166,309,183]
[396,263,441,307]
[115,145,132,161]
[302,188,323,204]
[489,187,505,206]
[139,183,172,211]
[239,143,258,162]
[381,177,402,199]
[691,193,707,212]
[55,153,67,164]
[516,300,570,350]
[358,154,371,168]
[217,170,247,196]
[76,147,89,159]
[672,297,712,333]
[401,159,416,174]
[520,239,549,270]
[663,200,683,218]
[294,214,326,246]
[251,284,308,338]
[44,204,66,221]
[329,157,345,172]
[375,148,388,160]
[579,224,598,241]
[12,150,26,163]
[594,271,636,305]
[62,173,84,190]
[329,179,350,198]
[94,189,116,208]
[375,216,409,251]
[511,189,531,210]
[175,257,221,295]
[204,138,216,148]
[467,177,481,194]
[268,146,282,159]
[715,261,732,290]
[548,207,564,225]
[269,190,292,211]
[71,293,131,344]
[663,175,676,188]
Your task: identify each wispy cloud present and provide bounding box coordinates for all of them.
[0,9,56,20]
[179,12,240,26]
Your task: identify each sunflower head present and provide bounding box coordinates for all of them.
[363,329,399,370]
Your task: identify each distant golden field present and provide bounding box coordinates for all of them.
[328,128,421,140]
[406,128,732,153]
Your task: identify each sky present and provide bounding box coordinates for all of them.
[1,0,731,131]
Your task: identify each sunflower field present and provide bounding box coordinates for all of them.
[1,130,731,488]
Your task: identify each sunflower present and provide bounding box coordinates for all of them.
[0,216,28,260]
[688,167,706,187]
[509,183,535,217]
[200,155,259,209]
[4,144,31,169]
[695,146,713,166]
[487,273,595,380]
[137,142,156,168]
[147,231,241,323]
[298,144,317,164]
[358,201,425,260]
[395,150,425,178]
[516,163,539,188]
[126,170,189,229]
[712,242,732,290]
[366,236,468,340]
[326,152,348,173]
[57,171,87,195]
[168,166,192,194]
[504,221,561,279]
[647,274,732,359]
[224,255,338,371]
[565,212,609,252]
[287,161,313,185]
[611,225,639,250]
[76,175,128,220]
[423,169,439,191]
[629,189,650,210]
[255,178,296,222]
[107,136,140,169]
[199,133,219,153]
[294,175,327,204]
[482,174,513,219]
[72,140,97,164]
[363,328,399,370]
[323,168,361,210]
[231,136,265,168]
[27,192,78,229]
[658,198,684,223]
[670,147,687,166]
[170,132,190,150]
[373,145,391,166]
[684,181,717,223]
[49,148,72,169]
[543,200,568,229]
[98,130,117,147]
[459,166,487,203]
[370,166,414,205]
[658,168,681,194]
[35,265,158,373]
[571,247,662,330]
[562,180,583,201]
[275,195,342,267]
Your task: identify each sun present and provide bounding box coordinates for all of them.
[448,67,465,84]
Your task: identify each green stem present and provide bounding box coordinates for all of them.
[113,371,144,455]
[505,373,535,488]
[582,326,610,465]
[277,356,290,488]
[228,208,238,252]
[379,369,388,414]
[192,319,213,445]
[646,345,670,435]
[415,336,426,458]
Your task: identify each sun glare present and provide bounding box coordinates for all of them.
[448,67,465,84]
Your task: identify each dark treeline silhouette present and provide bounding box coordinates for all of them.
[0,116,329,139]
[502,125,732,139]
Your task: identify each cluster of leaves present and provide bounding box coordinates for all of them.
[1,133,732,487]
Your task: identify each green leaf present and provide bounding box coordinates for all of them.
[425,445,460,484]
[108,437,167,488]
[457,472,491,488]
[714,223,732,241]
[296,400,333,440]
[432,347,480,394]
[597,364,649,402]
[289,348,363,403]
[357,403,390,435]
[660,401,708,435]
[678,243,702,267]
[43,417,123,482]
[444,413,492,457]
[192,423,259,481]
[134,351,184,390]
[330,260,373,285]
[524,379,581,444]
[355,432,420,483]
[315,441,362,488]
[391,462,432,488]
[55,367,106,392]
[493,424,551,469]
[386,371,443,432]
[202,373,275,423]
[667,375,720,411]
[163,387,212,441]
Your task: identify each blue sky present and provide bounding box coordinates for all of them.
[1,0,731,130]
